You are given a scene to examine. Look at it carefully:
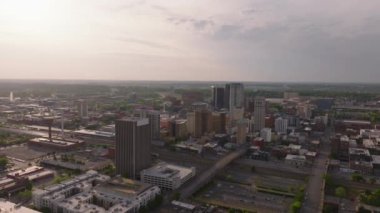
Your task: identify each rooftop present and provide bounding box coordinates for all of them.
[285,154,306,161]
[141,162,195,179]
[0,199,40,213]
[7,166,43,177]
[349,148,371,156]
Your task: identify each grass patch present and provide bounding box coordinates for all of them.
[255,186,295,197]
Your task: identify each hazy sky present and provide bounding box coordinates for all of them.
[1,0,380,82]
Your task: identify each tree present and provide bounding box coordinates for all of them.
[138,205,148,213]
[0,157,8,169]
[172,192,181,200]
[352,173,365,182]
[291,201,302,213]
[25,180,33,191]
[335,187,347,199]
[370,177,376,184]
[18,190,32,200]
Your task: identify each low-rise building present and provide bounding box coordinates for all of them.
[33,171,160,213]
[285,154,306,167]
[349,148,373,174]
[7,166,54,182]
[0,199,40,213]
[140,162,196,190]
[28,137,84,151]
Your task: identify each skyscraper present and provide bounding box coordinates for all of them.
[236,119,247,144]
[135,109,161,140]
[76,100,88,118]
[194,109,212,138]
[9,91,14,102]
[254,97,266,132]
[275,117,288,134]
[225,83,244,111]
[115,118,151,179]
[212,86,225,110]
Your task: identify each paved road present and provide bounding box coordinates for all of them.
[301,131,331,213]
[180,145,249,199]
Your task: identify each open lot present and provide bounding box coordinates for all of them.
[195,180,293,213]
[0,144,48,161]
[193,163,306,213]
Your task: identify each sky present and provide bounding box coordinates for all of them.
[0,0,380,82]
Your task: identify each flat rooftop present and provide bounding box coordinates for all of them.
[74,129,115,137]
[96,177,152,198]
[141,162,195,179]
[117,117,149,126]
[30,137,82,146]
[7,166,43,177]
[285,154,306,161]
[349,148,371,156]
[0,199,40,213]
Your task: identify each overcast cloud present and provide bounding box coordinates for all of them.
[0,0,379,82]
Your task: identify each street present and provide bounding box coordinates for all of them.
[301,130,331,213]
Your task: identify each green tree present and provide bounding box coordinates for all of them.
[370,177,376,184]
[25,180,33,190]
[0,157,8,168]
[335,187,347,199]
[18,190,32,200]
[138,205,148,213]
[352,173,365,182]
[172,192,181,200]
[291,201,302,213]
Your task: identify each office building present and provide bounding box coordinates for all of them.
[186,112,195,136]
[224,83,244,111]
[76,99,88,118]
[135,109,161,140]
[140,162,196,190]
[212,86,225,110]
[254,97,266,132]
[275,117,288,134]
[169,119,188,139]
[260,128,272,142]
[9,91,14,102]
[236,119,247,144]
[211,112,227,134]
[194,109,212,138]
[115,118,151,179]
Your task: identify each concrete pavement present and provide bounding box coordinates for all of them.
[301,132,331,213]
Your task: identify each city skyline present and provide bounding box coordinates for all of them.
[1,0,380,82]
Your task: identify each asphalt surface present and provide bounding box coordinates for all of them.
[301,131,331,213]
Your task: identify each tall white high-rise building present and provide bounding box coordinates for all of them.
[254,97,266,132]
[225,83,244,111]
[275,117,288,134]
[76,100,88,118]
[9,91,14,102]
[260,128,272,142]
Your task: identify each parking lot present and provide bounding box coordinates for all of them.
[0,143,49,161]
[196,180,293,213]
